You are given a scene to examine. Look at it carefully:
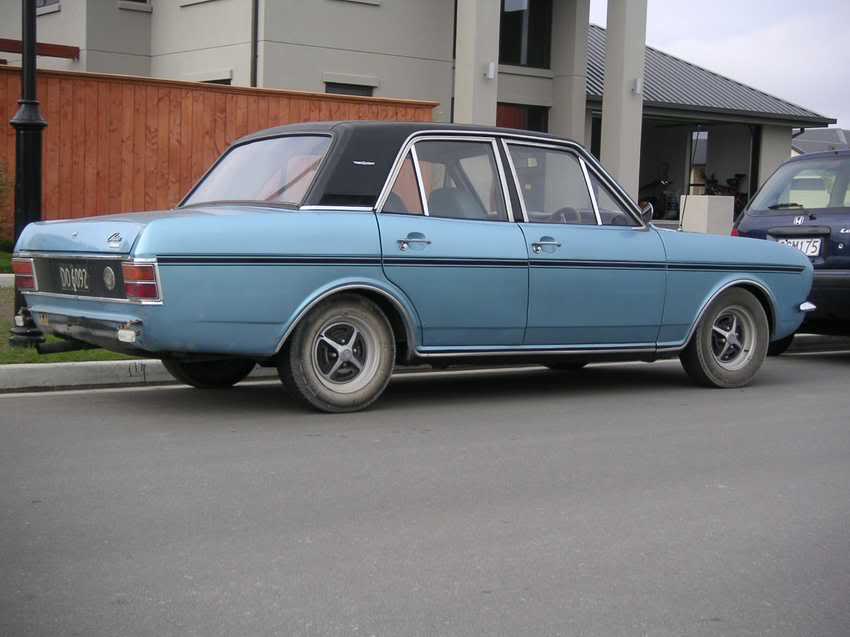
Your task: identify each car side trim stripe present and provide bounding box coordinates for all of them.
[155,255,805,273]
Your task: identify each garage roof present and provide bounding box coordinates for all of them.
[586,24,835,127]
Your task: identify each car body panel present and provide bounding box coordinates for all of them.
[656,230,813,344]
[377,214,528,346]
[519,224,667,345]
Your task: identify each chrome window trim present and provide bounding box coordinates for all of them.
[580,157,645,228]
[375,128,646,228]
[16,253,164,306]
[502,139,601,227]
[376,134,514,224]
[299,205,373,212]
[409,146,430,216]
[579,157,603,225]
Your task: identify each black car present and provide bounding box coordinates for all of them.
[735,149,850,354]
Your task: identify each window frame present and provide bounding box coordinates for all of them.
[501,138,645,228]
[377,135,514,223]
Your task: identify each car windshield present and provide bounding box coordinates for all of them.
[183,135,331,207]
[749,156,850,212]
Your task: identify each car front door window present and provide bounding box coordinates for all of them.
[507,144,597,225]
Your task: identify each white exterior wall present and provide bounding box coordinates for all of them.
[758,125,792,186]
[150,0,252,85]
[261,0,454,122]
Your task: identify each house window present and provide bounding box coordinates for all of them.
[496,103,549,133]
[499,0,552,69]
[325,82,374,97]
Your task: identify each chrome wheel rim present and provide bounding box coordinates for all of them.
[312,317,379,394]
[711,306,756,371]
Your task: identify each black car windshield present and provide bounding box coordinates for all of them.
[183,135,332,207]
[749,156,850,211]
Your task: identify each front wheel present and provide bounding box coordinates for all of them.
[162,358,256,389]
[679,288,769,388]
[278,294,396,413]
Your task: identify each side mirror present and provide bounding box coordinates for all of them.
[639,201,654,224]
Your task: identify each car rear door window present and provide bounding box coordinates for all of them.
[506,144,597,225]
[413,140,508,222]
[383,152,424,214]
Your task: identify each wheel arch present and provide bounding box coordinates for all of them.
[684,278,777,347]
[273,282,420,363]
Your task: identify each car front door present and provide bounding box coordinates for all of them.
[503,140,666,347]
[376,137,528,349]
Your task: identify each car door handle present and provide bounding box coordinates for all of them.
[531,238,562,254]
[397,234,431,251]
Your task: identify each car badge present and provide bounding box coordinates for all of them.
[793,216,806,225]
[840,228,850,234]
[103,266,116,291]
[352,160,376,166]
[71,231,78,238]
[107,232,122,248]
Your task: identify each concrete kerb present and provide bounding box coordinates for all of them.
[0,274,13,288]
[0,359,279,394]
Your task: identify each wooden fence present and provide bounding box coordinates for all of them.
[0,66,436,240]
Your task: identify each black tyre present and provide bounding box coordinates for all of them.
[680,288,769,388]
[767,334,794,357]
[278,294,395,413]
[162,357,255,389]
[545,361,588,371]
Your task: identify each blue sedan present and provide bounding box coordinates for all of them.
[13,122,814,412]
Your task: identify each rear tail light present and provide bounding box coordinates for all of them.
[12,258,37,291]
[731,227,740,237]
[122,262,160,302]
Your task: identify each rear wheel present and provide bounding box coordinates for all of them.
[767,334,794,357]
[680,288,769,388]
[162,358,255,389]
[278,294,395,413]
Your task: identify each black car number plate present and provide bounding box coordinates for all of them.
[56,263,91,293]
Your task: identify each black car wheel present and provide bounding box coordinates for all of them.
[767,334,795,357]
[680,288,769,388]
[279,294,395,413]
[162,358,256,389]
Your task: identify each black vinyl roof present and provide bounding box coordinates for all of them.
[587,24,834,126]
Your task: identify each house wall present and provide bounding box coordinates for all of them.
[758,125,793,186]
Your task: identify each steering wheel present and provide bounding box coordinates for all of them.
[553,206,581,224]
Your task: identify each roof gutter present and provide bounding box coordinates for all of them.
[250,0,259,87]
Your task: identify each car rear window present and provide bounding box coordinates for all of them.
[184,135,331,207]
[749,156,850,212]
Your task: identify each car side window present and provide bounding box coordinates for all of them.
[413,140,508,222]
[384,152,424,214]
[507,145,596,225]
[588,172,639,227]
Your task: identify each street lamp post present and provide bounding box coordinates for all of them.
[9,0,46,347]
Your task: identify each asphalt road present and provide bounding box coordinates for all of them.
[1,353,849,637]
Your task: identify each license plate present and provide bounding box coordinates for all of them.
[777,237,821,256]
[56,263,91,293]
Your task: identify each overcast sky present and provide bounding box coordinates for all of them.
[589,0,848,128]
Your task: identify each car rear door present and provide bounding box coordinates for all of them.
[503,140,666,347]
[376,136,528,348]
